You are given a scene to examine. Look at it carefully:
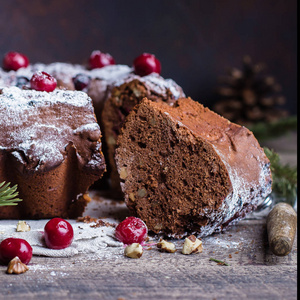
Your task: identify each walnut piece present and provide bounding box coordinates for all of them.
[82,193,92,203]
[157,239,176,253]
[124,243,143,259]
[137,188,147,198]
[6,256,29,274]
[182,235,203,255]
[119,167,128,180]
[129,193,135,202]
[16,221,31,232]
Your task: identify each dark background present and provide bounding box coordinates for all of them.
[0,0,297,114]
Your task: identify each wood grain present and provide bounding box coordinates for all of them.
[0,219,297,300]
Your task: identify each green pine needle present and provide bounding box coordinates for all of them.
[264,147,297,204]
[249,116,297,141]
[0,181,22,206]
[209,258,230,266]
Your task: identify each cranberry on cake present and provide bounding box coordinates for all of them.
[0,60,132,122]
[0,87,106,219]
[115,97,272,237]
[2,51,29,71]
[101,73,185,193]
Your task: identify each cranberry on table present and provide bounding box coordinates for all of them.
[44,218,74,250]
[133,53,161,76]
[2,51,29,71]
[89,50,115,69]
[30,71,57,92]
[115,216,148,245]
[72,73,91,91]
[0,238,32,265]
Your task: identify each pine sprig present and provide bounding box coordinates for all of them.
[264,147,297,204]
[0,181,22,206]
[249,116,297,141]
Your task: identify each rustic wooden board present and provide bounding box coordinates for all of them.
[0,217,297,300]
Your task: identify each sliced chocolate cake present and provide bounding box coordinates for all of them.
[101,73,185,193]
[115,97,272,237]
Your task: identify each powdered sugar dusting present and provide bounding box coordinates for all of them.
[0,87,99,171]
[1,86,90,107]
[143,74,184,99]
[111,72,185,100]
[193,146,272,238]
[0,63,131,89]
[88,64,132,80]
[87,65,132,105]
[73,123,100,134]
[0,63,183,113]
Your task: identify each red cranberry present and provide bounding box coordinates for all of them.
[0,238,32,265]
[115,216,148,245]
[2,51,29,71]
[72,73,91,91]
[133,53,161,76]
[30,71,57,92]
[44,218,74,250]
[89,50,115,69]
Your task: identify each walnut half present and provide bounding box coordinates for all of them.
[7,256,29,274]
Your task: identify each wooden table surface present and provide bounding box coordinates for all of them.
[0,218,297,300]
[0,133,297,300]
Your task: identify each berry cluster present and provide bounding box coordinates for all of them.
[2,50,162,80]
[88,50,161,76]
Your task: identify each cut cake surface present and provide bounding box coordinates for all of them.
[115,97,272,237]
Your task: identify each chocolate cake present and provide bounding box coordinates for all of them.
[101,73,185,192]
[0,87,106,219]
[0,60,185,192]
[115,97,272,237]
[0,62,132,114]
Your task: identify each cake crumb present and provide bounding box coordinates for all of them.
[90,219,116,228]
[77,215,98,223]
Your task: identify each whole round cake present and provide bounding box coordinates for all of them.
[0,87,106,219]
[115,97,272,237]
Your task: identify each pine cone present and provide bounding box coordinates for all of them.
[213,55,288,126]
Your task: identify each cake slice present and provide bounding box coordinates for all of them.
[101,73,185,192]
[0,87,106,219]
[115,97,272,237]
